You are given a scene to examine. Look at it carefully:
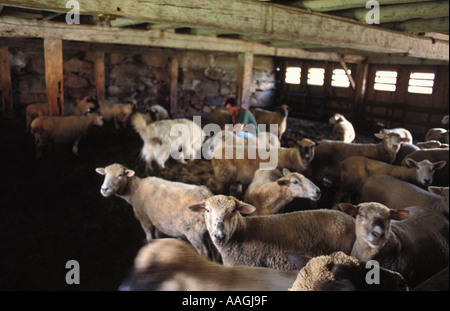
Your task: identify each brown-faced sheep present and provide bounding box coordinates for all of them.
[250,105,289,139]
[188,195,355,271]
[340,202,449,289]
[329,114,355,143]
[400,148,449,186]
[95,163,214,257]
[244,168,321,216]
[119,238,298,291]
[30,113,103,157]
[360,175,449,216]
[287,251,408,291]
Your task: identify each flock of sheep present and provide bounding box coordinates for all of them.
[24,97,449,291]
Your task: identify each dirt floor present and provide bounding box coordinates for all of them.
[0,113,376,291]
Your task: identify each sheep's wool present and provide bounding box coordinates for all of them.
[290,252,359,291]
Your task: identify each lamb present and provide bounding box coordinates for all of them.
[131,112,204,171]
[250,105,289,139]
[188,195,356,271]
[334,156,446,206]
[95,163,214,257]
[339,202,449,288]
[425,128,449,144]
[379,128,413,144]
[99,101,133,129]
[401,148,449,186]
[328,113,355,143]
[244,168,321,216]
[119,238,298,291]
[361,175,449,216]
[287,251,408,291]
[25,96,98,131]
[307,132,409,185]
[211,138,317,193]
[30,113,103,157]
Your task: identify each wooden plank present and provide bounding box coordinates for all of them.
[236,52,254,108]
[0,45,13,113]
[44,38,64,116]
[339,61,356,90]
[169,55,178,114]
[384,17,450,33]
[0,0,448,61]
[94,50,105,102]
[290,0,435,12]
[353,62,369,117]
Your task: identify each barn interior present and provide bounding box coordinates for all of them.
[0,0,448,292]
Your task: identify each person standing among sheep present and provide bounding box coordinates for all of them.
[224,98,259,138]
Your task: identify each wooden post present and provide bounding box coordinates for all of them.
[353,62,369,118]
[169,55,178,115]
[94,50,105,102]
[44,38,64,116]
[237,52,254,108]
[0,45,13,114]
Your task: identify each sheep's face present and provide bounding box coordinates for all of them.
[340,203,409,250]
[405,159,446,187]
[95,164,135,197]
[297,139,317,167]
[277,172,321,201]
[376,133,408,161]
[188,195,255,246]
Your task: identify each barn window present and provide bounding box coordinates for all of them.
[374,70,398,92]
[285,67,301,84]
[408,72,435,94]
[331,69,351,88]
[307,68,325,86]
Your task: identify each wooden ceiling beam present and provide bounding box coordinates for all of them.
[0,0,448,61]
[289,0,435,12]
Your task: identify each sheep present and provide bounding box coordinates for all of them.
[119,238,299,291]
[187,195,356,271]
[425,128,449,144]
[30,113,103,157]
[131,112,204,171]
[147,104,170,121]
[379,128,413,144]
[25,96,98,131]
[95,163,214,257]
[360,175,449,216]
[99,100,133,129]
[416,140,449,149]
[287,251,408,291]
[339,202,449,288]
[244,168,321,216]
[334,156,446,206]
[211,138,317,194]
[250,105,289,139]
[307,132,409,185]
[328,114,355,143]
[401,148,449,186]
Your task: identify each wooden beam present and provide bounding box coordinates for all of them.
[169,55,178,114]
[339,61,356,90]
[0,45,13,114]
[290,0,435,12]
[0,0,448,61]
[353,61,369,118]
[236,52,254,108]
[384,17,450,33]
[44,38,64,116]
[94,50,105,102]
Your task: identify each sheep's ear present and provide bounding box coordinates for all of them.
[428,186,444,196]
[277,177,290,187]
[374,133,385,140]
[235,202,256,214]
[433,161,446,171]
[390,209,410,221]
[401,138,410,143]
[339,203,359,217]
[95,168,106,175]
[187,202,206,212]
[125,169,135,177]
[285,251,311,270]
[405,158,418,168]
[282,168,291,176]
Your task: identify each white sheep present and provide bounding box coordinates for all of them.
[287,251,408,291]
[425,128,449,144]
[188,195,356,271]
[99,100,133,129]
[340,202,449,289]
[250,105,289,139]
[379,128,413,144]
[25,96,98,131]
[360,174,449,216]
[131,112,204,171]
[95,163,214,258]
[119,238,299,291]
[244,168,321,216]
[329,113,355,143]
[334,156,446,206]
[307,132,409,185]
[401,148,449,186]
[30,113,103,157]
